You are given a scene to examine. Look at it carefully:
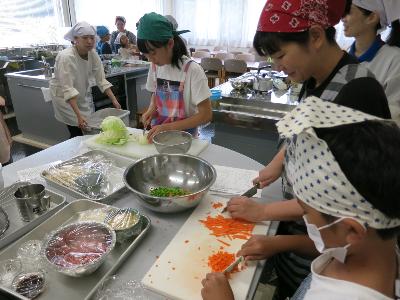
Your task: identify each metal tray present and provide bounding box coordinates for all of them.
[0,181,66,250]
[40,150,134,203]
[0,199,151,300]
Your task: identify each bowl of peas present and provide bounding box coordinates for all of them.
[123,154,216,213]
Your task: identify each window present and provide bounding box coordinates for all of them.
[72,0,164,37]
[174,0,266,48]
[0,0,66,47]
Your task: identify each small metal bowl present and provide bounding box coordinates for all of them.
[43,221,116,277]
[152,131,192,154]
[104,208,142,244]
[123,154,216,213]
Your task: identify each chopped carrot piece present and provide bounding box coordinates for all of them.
[207,251,239,273]
[212,202,224,209]
[199,215,255,240]
[217,239,231,247]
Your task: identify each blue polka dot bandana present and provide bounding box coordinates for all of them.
[277,96,400,229]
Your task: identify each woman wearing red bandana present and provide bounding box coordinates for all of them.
[201,1,392,299]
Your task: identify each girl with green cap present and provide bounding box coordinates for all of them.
[137,12,212,142]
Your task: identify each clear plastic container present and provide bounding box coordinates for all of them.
[84,108,130,135]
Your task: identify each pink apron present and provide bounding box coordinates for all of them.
[151,60,196,135]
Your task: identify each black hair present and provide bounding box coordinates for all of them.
[315,121,400,239]
[355,4,382,31]
[344,0,352,16]
[253,27,336,56]
[137,35,188,69]
[387,20,400,47]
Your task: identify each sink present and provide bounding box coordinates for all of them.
[5,68,54,80]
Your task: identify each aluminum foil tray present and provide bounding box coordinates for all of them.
[0,199,151,300]
[40,150,134,203]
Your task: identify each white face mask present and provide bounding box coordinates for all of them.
[303,215,366,263]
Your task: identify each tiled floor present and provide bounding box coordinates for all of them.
[4,116,41,165]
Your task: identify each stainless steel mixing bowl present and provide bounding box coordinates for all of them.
[152,130,192,154]
[123,154,216,213]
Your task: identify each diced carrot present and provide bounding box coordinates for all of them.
[199,215,255,240]
[217,239,231,247]
[207,251,239,273]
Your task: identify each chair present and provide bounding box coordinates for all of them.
[213,46,225,51]
[215,52,234,61]
[196,48,210,52]
[223,59,247,80]
[235,53,255,62]
[192,51,211,58]
[200,57,223,87]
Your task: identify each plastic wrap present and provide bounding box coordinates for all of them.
[42,153,124,200]
[94,275,149,300]
[11,270,46,299]
[17,240,43,272]
[0,258,22,288]
[42,221,116,277]
[76,207,115,223]
[104,208,142,243]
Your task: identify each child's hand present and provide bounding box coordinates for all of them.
[201,273,234,300]
[237,235,281,261]
[253,155,283,188]
[146,124,170,143]
[226,196,266,222]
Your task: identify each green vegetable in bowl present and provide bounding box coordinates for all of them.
[150,187,188,197]
[96,116,128,145]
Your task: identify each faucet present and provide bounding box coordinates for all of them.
[41,56,52,78]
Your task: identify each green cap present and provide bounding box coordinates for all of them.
[137,12,190,41]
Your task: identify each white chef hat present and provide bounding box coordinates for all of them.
[352,0,400,29]
[64,21,96,42]
[277,96,400,229]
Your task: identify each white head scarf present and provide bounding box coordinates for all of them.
[164,15,178,30]
[277,96,400,229]
[115,32,127,45]
[352,0,400,29]
[64,21,96,41]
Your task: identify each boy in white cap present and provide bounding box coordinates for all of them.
[50,21,121,137]
[202,97,400,299]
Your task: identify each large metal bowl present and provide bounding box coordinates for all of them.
[123,154,216,213]
[43,221,116,277]
[152,130,192,154]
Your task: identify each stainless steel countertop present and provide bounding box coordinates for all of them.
[212,77,299,129]
[5,65,149,82]
[2,137,283,300]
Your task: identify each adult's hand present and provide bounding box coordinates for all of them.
[237,235,282,261]
[227,196,266,222]
[112,99,121,109]
[201,272,234,300]
[141,110,154,129]
[77,115,88,130]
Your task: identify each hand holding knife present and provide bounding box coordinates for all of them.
[221,182,260,213]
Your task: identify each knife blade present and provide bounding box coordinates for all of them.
[223,256,244,274]
[221,182,260,213]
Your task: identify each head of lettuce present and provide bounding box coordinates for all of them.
[96,116,128,145]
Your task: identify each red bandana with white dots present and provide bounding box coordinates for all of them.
[257,0,345,32]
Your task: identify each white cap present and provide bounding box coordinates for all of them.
[353,0,400,29]
[64,21,96,41]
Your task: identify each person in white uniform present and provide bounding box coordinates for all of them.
[342,0,400,125]
[50,22,121,138]
[201,97,400,300]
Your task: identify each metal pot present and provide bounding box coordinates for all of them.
[253,76,272,92]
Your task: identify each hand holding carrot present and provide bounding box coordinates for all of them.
[237,235,282,261]
[201,272,234,300]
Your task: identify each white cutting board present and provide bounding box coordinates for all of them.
[84,127,209,159]
[142,194,270,300]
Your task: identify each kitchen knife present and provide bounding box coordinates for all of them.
[223,256,244,274]
[221,182,260,213]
